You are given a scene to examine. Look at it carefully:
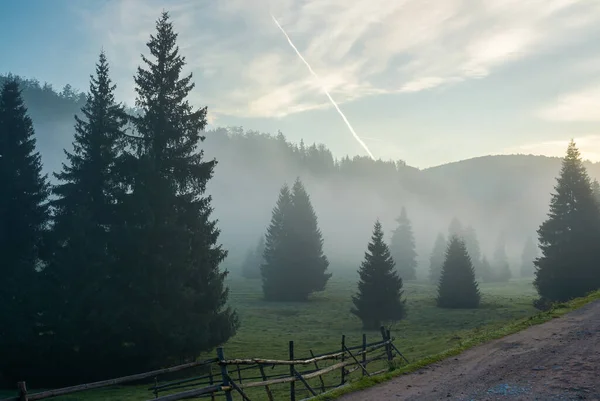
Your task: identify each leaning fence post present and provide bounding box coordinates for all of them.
[340,335,346,385]
[289,340,295,401]
[361,334,367,377]
[17,382,28,401]
[217,347,233,401]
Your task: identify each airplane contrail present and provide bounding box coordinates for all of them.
[270,14,375,160]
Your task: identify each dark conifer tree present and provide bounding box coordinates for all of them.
[534,140,600,302]
[520,236,538,278]
[351,220,406,329]
[262,178,331,301]
[241,236,265,279]
[0,79,50,379]
[389,206,417,280]
[491,234,511,282]
[115,12,238,372]
[428,232,446,284]
[261,184,294,300]
[463,225,483,279]
[38,52,127,382]
[437,236,480,309]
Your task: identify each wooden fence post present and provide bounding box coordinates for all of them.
[340,335,346,385]
[217,347,233,401]
[361,334,367,377]
[289,340,295,401]
[17,382,28,401]
[386,329,393,362]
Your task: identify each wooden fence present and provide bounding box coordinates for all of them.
[1,327,408,401]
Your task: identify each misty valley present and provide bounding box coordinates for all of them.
[2,9,600,401]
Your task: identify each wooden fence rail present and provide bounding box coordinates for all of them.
[1,326,408,401]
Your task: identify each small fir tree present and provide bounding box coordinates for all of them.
[389,206,418,280]
[534,140,600,302]
[520,236,538,278]
[428,233,446,284]
[437,236,480,309]
[0,79,50,381]
[351,220,406,329]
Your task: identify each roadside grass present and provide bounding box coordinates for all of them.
[3,274,586,401]
[313,288,600,400]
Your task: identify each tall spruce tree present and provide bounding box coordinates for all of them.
[534,141,600,302]
[261,178,331,301]
[428,232,446,284]
[351,220,406,329]
[0,79,50,379]
[115,12,238,373]
[389,206,417,280]
[520,236,538,278]
[39,52,127,383]
[491,234,511,282]
[437,236,480,309]
[463,225,483,279]
[241,236,265,279]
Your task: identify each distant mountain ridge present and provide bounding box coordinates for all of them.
[3,73,597,270]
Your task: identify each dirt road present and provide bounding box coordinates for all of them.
[340,300,600,401]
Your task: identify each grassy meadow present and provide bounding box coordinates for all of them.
[0,271,541,400]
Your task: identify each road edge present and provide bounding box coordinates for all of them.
[312,290,600,401]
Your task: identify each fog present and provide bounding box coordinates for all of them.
[8,77,599,280]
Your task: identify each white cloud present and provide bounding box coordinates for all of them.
[501,134,600,162]
[78,0,600,118]
[536,84,600,122]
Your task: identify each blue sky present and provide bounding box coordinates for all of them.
[1,0,600,168]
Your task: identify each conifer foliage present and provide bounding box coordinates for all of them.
[389,206,417,280]
[428,232,446,284]
[42,52,127,381]
[352,220,406,329]
[0,78,50,379]
[110,12,237,372]
[534,141,600,302]
[437,236,480,309]
[463,225,483,278]
[261,178,331,301]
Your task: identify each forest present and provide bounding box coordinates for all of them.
[2,10,600,397]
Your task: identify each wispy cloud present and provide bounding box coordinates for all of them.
[501,134,600,162]
[536,84,600,122]
[78,0,600,119]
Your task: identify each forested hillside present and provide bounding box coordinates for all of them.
[2,74,597,274]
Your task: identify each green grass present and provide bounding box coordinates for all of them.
[3,273,590,401]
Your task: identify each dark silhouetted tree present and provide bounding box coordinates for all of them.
[534,140,600,303]
[241,236,265,279]
[351,220,406,329]
[113,12,238,375]
[262,178,331,301]
[592,179,600,207]
[389,206,417,281]
[40,52,128,382]
[428,233,446,284]
[0,79,50,380]
[437,236,480,309]
[520,236,538,278]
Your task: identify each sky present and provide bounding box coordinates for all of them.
[1,0,600,168]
